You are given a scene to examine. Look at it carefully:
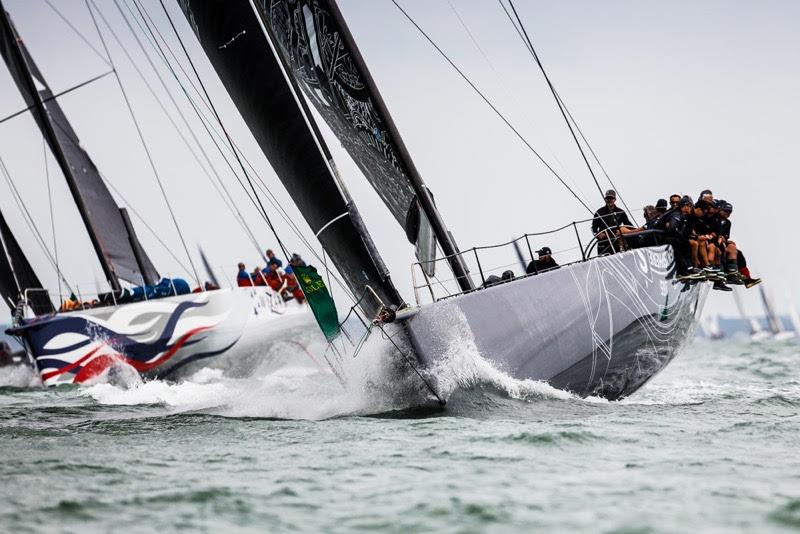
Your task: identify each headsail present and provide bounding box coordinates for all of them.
[0,208,53,315]
[0,5,159,290]
[254,0,472,287]
[177,0,403,316]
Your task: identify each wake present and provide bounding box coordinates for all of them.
[81,306,579,419]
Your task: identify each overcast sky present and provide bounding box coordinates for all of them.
[0,0,798,322]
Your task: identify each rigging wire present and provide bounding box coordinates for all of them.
[125,0,359,303]
[41,0,111,68]
[157,0,290,262]
[444,0,594,206]
[84,0,202,286]
[85,0,266,257]
[125,0,267,221]
[389,0,592,214]
[0,69,115,126]
[505,1,605,203]
[0,157,73,295]
[97,170,193,275]
[498,0,638,224]
[42,138,62,303]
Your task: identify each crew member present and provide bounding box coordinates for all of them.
[236,262,253,287]
[526,247,559,274]
[591,189,633,255]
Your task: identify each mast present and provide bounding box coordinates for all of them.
[0,4,159,291]
[257,0,474,291]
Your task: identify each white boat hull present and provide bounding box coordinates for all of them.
[10,287,314,386]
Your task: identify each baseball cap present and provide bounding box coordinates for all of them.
[722,202,733,212]
[655,199,668,209]
[536,247,552,256]
[604,189,617,199]
[679,195,693,207]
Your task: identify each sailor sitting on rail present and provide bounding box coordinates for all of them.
[526,247,559,275]
[236,262,253,287]
[263,260,305,303]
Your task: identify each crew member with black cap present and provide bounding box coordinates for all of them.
[526,247,559,275]
[717,202,761,288]
[655,195,695,277]
[655,199,669,215]
[591,189,633,256]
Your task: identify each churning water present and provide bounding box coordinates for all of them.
[1,335,799,533]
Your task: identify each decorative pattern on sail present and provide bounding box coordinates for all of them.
[177,0,403,316]
[257,0,437,259]
[0,9,159,288]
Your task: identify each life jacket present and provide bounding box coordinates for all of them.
[237,270,253,287]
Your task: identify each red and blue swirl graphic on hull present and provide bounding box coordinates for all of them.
[13,300,226,386]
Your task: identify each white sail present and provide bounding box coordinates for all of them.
[790,307,800,336]
[759,285,783,335]
[733,288,769,340]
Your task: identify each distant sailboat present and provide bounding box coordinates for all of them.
[759,285,795,341]
[0,3,315,386]
[733,288,769,341]
[789,305,800,338]
[758,284,794,341]
[700,313,724,340]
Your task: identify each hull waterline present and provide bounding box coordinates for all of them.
[405,246,708,400]
[9,287,315,386]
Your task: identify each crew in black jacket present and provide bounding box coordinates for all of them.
[591,190,632,256]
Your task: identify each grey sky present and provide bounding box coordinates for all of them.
[0,0,798,321]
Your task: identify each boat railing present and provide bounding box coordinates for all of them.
[410,218,664,305]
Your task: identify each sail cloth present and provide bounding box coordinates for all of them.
[0,208,54,315]
[0,8,159,288]
[255,0,438,271]
[177,0,403,316]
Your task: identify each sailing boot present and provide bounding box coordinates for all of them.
[738,266,762,288]
[712,280,733,292]
[724,263,745,285]
[745,277,763,289]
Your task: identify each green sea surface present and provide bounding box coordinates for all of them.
[1,338,799,533]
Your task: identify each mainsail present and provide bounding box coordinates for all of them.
[254,0,472,287]
[0,5,159,289]
[178,0,403,315]
[0,208,53,315]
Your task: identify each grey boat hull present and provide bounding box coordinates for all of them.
[404,246,708,400]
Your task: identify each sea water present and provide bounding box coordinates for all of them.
[1,337,798,533]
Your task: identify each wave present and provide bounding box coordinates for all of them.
[0,363,41,388]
